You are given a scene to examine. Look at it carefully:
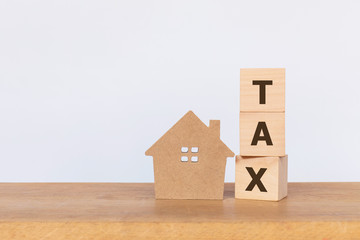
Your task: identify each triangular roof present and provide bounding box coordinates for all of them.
[145,111,234,157]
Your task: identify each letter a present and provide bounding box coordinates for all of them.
[251,122,273,146]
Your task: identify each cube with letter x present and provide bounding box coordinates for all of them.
[235,155,288,201]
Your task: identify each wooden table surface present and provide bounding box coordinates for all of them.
[0,183,359,239]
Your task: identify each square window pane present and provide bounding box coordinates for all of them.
[191,147,199,153]
[181,156,188,162]
[191,156,198,162]
[181,147,188,153]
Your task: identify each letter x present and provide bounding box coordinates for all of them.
[245,167,267,192]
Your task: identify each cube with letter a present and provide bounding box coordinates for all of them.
[240,112,285,156]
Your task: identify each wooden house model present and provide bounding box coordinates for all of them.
[145,111,234,199]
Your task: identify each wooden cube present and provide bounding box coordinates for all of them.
[240,112,285,156]
[240,68,285,112]
[235,155,288,201]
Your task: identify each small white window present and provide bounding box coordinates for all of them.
[191,147,199,153]
[191,156,198,162]
[181,156,188,162]
[181,147,188,153]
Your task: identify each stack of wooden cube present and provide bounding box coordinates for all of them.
[236,68,287,201]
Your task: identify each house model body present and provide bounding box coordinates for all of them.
[146,111,234,199]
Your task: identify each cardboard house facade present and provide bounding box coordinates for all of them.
[145,111,234,199]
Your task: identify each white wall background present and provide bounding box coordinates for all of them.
[1,0,359,182]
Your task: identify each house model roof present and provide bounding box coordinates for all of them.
[145,111,234,157]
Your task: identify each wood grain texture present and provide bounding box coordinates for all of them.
[0,183,360,239]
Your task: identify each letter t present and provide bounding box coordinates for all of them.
[252,80,273,104]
